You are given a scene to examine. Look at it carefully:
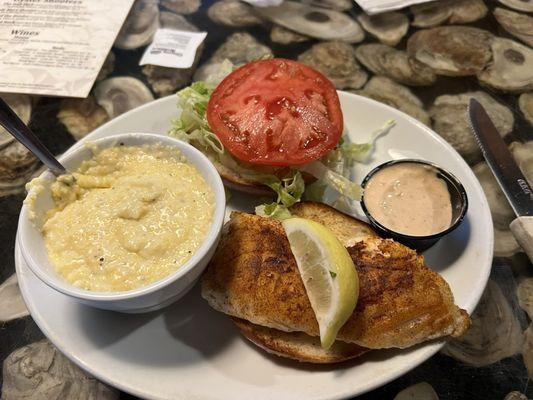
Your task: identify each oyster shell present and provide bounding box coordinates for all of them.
[442,280,523,367]
[494,8,533,48]
[473,162,515,229]
[142,12,202,96]
[429,91,514,164]
[524,324,533,378]
[194,32,273,81]
[0,274,28,322]
[478,37,533,93]
[354,76,430,126]
[494,228,521,257]
[505,392,529,400]
[307,0,353,11]
[0,94,31,149]
[357,11,409,46]
[510,141,533,183]
[159,10,197,30]
[407,26,493,76]
[257,1,364,43]
[518,277,533,320]
[297,41,368,90]
[58,97,110,140]
[355,43,436,86]
[270,26,310,45]
[160,0,201,14]
[208,0,263,27]
[519,92,533,125]
[0,141,39,197]
[498,0,533,12]
[394,382,439,400]
[114,0,159,50]
[96,51,115,82]
[94,77,154,119]
[411,0,487,28]
[2,340,118,400]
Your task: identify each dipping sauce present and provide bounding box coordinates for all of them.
[363,162,452,236]
[40,144,214,292]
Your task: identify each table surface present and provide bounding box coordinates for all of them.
[1,1,532,399]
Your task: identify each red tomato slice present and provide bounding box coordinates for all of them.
[207,58,343,166]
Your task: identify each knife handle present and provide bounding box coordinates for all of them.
[510,216,533,264]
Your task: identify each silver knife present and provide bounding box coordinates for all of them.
[468,98,533,262]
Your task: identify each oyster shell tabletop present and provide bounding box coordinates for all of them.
[441,280,523,367]
[429,91,514,164]
[355,43,436,86]
[510,141,533,185]
[161,0,201,14]
[407,26,493,76]
[519,93,533,125]
[207,0,264,27]
[0,141,39,197]
[113,0,159,50]
[297,41,368,90]
[357,11,409,46]
[307,0,353,11]
[0,94,32,149]
[256,1,365,43]
[93,77,154,119]
[0,274,28,322]
[58,97,110,140]
[194,32,273,81]
[498,0,533,12]
[494,8,533,48]
[354,76,430,126]
[473,162,515,230]
[2,340,118,400]
[394,382,439,400]
[411,0,488,28]
[477,37,533,93]
[96,52,115,82]
[270,26,310,45]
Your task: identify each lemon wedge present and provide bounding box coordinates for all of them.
[282,217,359,349]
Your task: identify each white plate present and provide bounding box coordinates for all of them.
[16,92,493,400]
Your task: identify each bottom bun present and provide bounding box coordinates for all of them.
[233,318,369,364]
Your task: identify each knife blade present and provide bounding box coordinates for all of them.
[468,98,533,217]
[468,98,533,262]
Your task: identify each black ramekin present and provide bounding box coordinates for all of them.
[360,159,468,252]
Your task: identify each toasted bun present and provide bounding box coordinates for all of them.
[233,318,369,364]
[290,201,378,247]
[206,149,315,196]
[212,158,274,195]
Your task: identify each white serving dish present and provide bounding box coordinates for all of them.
[16,92,493,399]
[18,132,226,313]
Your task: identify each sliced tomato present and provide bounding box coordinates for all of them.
[207,58,343,166]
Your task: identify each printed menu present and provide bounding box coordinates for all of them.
[0,0,134,97]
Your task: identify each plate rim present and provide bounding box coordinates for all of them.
[16,91,493,400]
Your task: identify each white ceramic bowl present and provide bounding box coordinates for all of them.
[18,133,226,313]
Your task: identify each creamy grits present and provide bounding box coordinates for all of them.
[40,144,214,292]
[364,162,452,237]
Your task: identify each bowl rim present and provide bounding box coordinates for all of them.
[360,158,469,241]
[18,132,226,302]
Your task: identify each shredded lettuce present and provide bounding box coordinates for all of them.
[169,81,225,155]
[299,161,364,201]
[255,202,292,220]
[340,120,396,164]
